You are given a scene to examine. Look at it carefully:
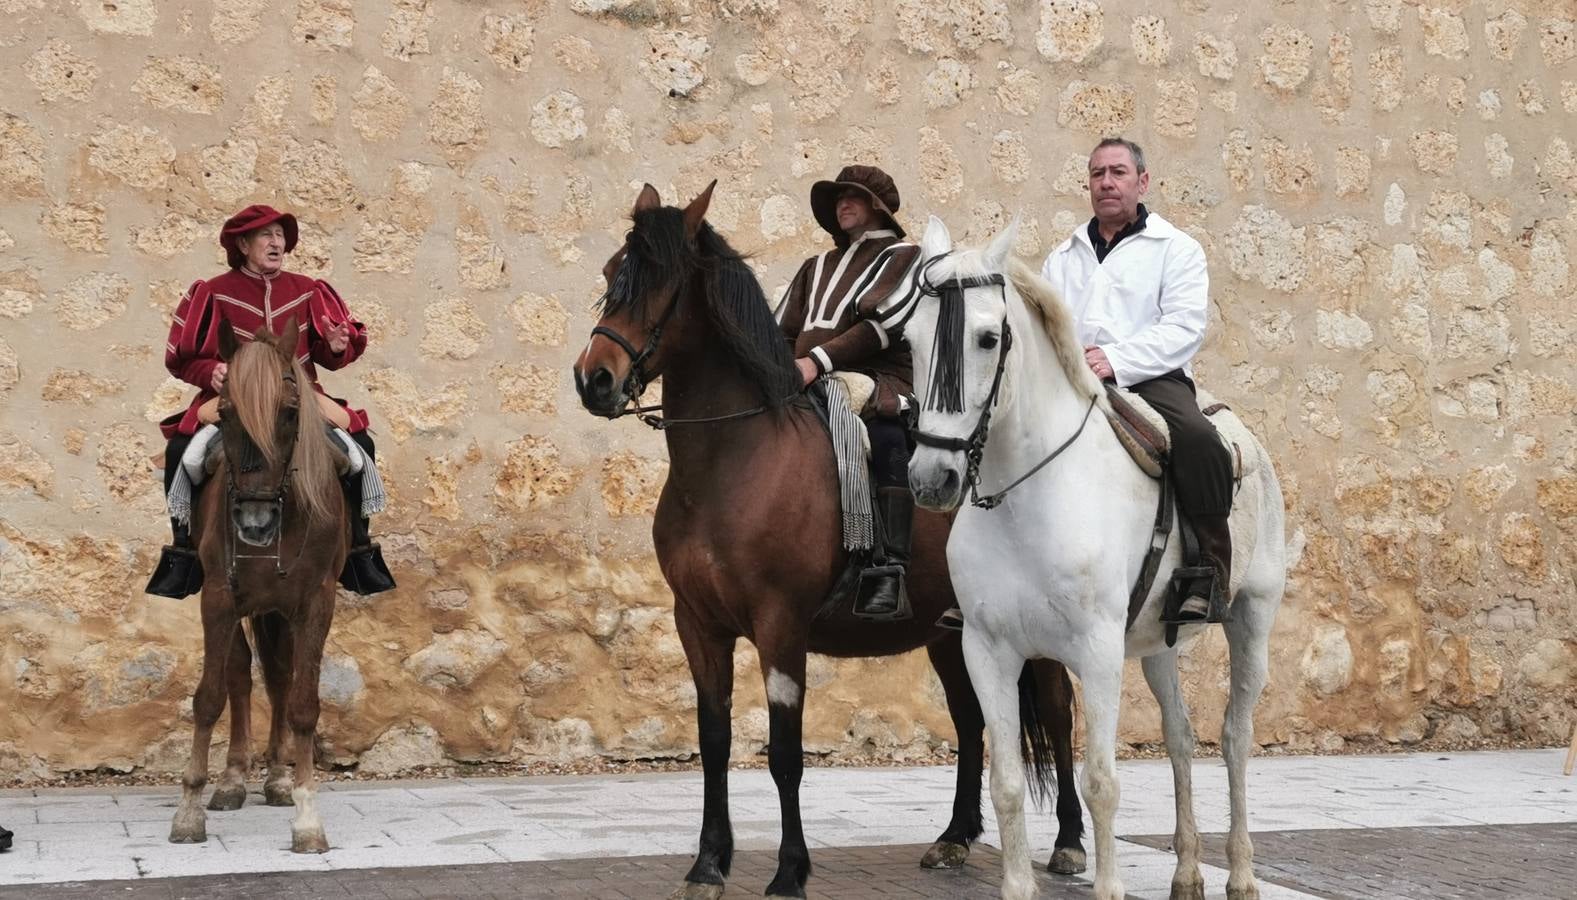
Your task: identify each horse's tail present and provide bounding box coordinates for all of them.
[1017,660,1068,810]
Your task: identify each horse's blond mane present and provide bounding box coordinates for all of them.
[228,337,340,526]
[1005,259,1104,399]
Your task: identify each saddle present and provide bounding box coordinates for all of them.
[1103,384,1248,483]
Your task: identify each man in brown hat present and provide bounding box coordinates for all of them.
[776,165,923,621]
[144,204,396,599]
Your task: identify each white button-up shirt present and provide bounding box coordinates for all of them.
[1039,210,1209,388]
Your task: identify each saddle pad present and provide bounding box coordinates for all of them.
[1104,385,1169,478]
[1107,385,1251,483]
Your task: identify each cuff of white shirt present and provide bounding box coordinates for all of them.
[1098,344,1136,388]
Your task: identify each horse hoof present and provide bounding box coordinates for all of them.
[291,828,329,854]
[1047,846,1087,875]
[1170,878,1206,900]
[666,883,724,900]
[764,888,806,899]
[1226,883,1260,900]
[264,783,295,806]
[920,840,970,869]
[207,786,246,812]
[168,821,207,844]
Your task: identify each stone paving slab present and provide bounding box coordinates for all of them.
[0,844,1123,899]
[0,749,1570,898]
[1126,822,1577,900]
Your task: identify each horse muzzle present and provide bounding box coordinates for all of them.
[232,500,282,547]
[574,363,628,419]
[910,450,964,512]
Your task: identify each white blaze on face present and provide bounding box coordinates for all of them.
[765,668,802,708]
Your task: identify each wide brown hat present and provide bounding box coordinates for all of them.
[220,204,298,269]
[810,164,905,245]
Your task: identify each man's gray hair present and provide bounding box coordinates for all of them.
[1092,137,1146,174]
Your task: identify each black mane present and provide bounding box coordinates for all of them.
[599,206,798,406]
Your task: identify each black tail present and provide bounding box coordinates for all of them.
[1017,661,1060,810]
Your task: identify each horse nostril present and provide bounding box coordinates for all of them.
[591,367,615,398]
[941,467,961,496]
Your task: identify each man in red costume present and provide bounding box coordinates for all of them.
[145,204,396,598]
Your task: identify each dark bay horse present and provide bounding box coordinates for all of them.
[167,315,348,854]
[573,183,1086,899]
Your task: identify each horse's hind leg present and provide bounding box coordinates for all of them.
[208,624,254,811]
[1221,589,1274,900]
[170,607,236,843]
[1033,658,1087,875]
[961,630,1036,900]
[757,637,811,898]
[920,637,984,869]
[256,612,295,806]
[670,616,736,900]
[1141,652,1203,900]
[286,593,334,853]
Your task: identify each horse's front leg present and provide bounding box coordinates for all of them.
[208,624,253,812]
[960,629,1035,900]
[170,601,235,843]
[1075,636,1128,900]
[757,635,811,897]
[670,613,736,900]
[286,588,334,854]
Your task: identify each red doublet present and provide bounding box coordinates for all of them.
[161,267,369,438]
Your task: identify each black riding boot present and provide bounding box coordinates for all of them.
[337,474,396,595]
[855,487,913,621]
[1173,513,1232,623]
[145,517,205,598]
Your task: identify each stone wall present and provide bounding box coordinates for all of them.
[1,0,1574,782]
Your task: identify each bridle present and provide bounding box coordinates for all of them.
[909,253,1097,510]
[222,370,309,587]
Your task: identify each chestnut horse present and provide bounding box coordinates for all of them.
[167,316,348,854]
[573,183,1085,899]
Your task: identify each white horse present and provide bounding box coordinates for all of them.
[900,217,1286,900]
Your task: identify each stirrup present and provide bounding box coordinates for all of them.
[1162,566,1227,625]
[854,565,912,621]
[934,606,964,632]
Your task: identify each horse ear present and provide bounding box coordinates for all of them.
[985,215,1021,268]
[682,180,716,240]
[275,314,300,359]
[217,318,239,362]
[633,183,661,215]
[921,215,952,259]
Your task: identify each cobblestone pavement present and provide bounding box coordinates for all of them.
[1128,822,1577,900]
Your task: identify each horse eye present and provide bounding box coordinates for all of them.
[979,332,999,350]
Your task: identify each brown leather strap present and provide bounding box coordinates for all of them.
[1201,401,1229,416]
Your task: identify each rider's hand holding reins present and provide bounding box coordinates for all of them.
[1083,346,1113,381]
[795,357,818,387]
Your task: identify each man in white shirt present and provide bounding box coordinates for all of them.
[1040,138,1233,623]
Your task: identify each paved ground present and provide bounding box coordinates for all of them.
[1,749,1572,898]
